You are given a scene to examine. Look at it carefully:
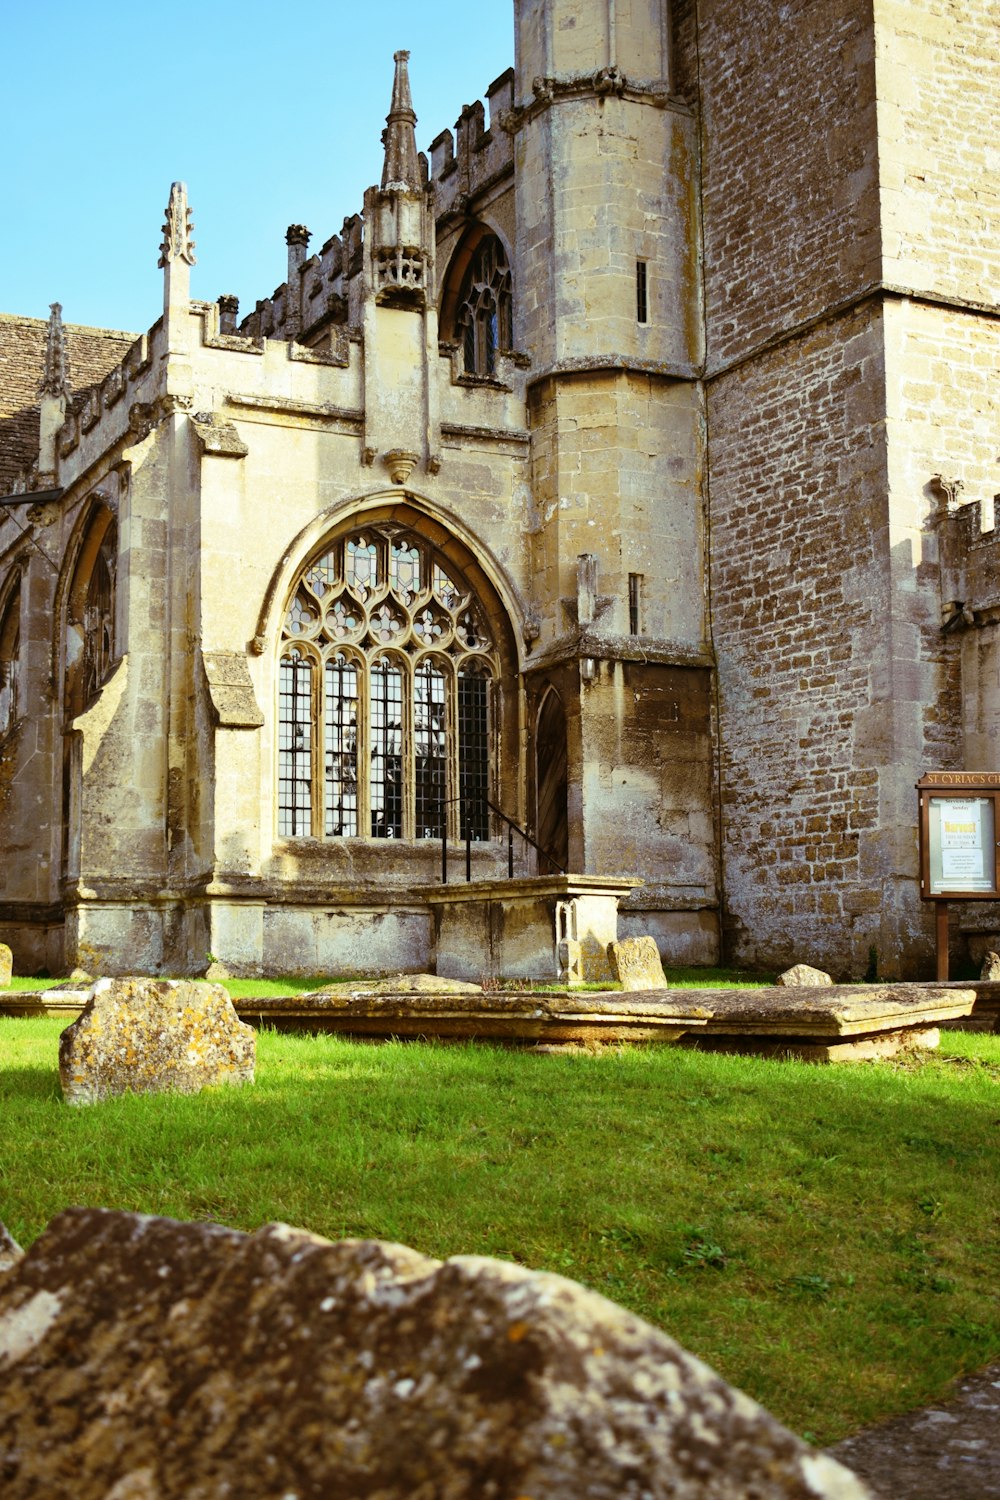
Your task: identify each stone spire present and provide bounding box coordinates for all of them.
[381,50,422,192]
[38,302,70,401]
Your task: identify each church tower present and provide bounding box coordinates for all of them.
[511,0,717,956]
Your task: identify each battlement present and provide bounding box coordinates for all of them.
[941,491,1000,619]
[234,68,515,351]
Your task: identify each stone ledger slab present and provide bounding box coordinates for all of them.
[0,1208,871,1499]
[58,977,256,1105]
[239,988,706,1045]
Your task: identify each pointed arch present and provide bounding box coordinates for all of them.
[439,224,513,377]
[62,503,118,719]
[273,509,520,843]
[0,573,22,737]
[535,685,569,874]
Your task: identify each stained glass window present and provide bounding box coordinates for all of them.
[277,524,497,840]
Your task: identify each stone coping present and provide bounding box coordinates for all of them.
[424,874,643,904]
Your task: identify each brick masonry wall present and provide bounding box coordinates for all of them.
[708,304,902,977]
[876,0,1000,307]
[698,0,881,371]
[0,316,135,490]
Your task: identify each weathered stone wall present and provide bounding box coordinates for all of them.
[708,306,893,977]
[875,0,999,307]
[699,0,880,370]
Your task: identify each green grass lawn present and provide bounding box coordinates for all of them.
[2,1018,997,1445]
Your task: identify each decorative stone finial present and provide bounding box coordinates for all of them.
[381,50,422,192]
[158,182,196,269]
[38,302,70,401]
[285,224,311,248]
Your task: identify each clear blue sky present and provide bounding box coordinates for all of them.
[2,2,514,334]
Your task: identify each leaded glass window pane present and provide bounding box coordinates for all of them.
[370,658,403,838]
[279,649,313,836]
[456,236,512,378]
[279,524,498,840]
[458,668,490,841]
[324,654,358,837]
[305,551,338,597]
[390,541,420,599]
[414,659,447,839]
[346,537,380,597]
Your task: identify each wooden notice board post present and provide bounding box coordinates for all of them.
[917,772,1000,981]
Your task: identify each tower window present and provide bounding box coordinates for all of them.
[450,234,513,378]
[636,260,648,325]
[278,524,498,841]
[628,573,643,635]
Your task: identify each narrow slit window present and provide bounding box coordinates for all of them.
[636,260,648,325]
[628,573,643,636]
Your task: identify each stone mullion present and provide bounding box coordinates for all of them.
[445,662,460,843]
[398,653,414,842]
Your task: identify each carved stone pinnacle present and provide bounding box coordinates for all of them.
[158,181,197,269]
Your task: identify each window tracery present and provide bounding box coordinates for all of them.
[454,236,512,378]
[278,524,498,841]
[0,581,21,738]
[65,513,117,719]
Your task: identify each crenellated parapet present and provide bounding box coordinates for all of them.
[939,486,1000,625]
[233,65,516,357]
[428,70,515,222]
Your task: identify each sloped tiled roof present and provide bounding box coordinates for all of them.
[0,313,137,491]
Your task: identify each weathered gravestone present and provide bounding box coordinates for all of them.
[980,950,1000,981]
[0,1208,870,1499]
[58,977,255,1106]
[0,1222,22,1273]
[608,935,667,991]
[778,964,833,987]
[0,943,12,989]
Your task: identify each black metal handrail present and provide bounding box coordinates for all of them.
[439,795,566,883]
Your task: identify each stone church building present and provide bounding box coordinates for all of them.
[0,0,997,981]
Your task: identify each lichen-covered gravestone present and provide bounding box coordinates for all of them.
[608,935,667,990]
[0,943,12,989]
[58,977,255,1105]
[0,1221,22,1273]
[0,1207,871,1499]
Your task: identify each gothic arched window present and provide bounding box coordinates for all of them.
[0,580,21,738]
[278,525,497,841]
[456,236,512,376]
[440,230,513,379]
[66,512,117,718]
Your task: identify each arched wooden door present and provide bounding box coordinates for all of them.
[535,687,568,873]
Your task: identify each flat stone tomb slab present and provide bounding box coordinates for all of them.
[237,989,707,1046]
